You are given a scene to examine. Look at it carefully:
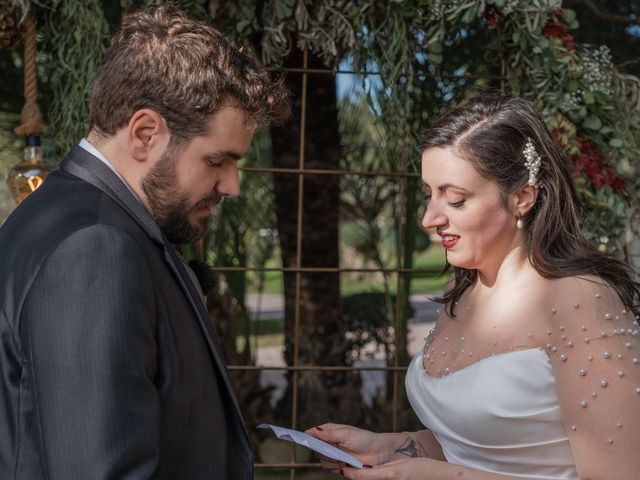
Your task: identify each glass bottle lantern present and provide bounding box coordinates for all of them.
[6,134,54,204]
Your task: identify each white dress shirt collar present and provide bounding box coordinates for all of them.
[78,138,141,202]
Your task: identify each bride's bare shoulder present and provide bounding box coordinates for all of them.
[534,274,630,331]
[542,274,616,303]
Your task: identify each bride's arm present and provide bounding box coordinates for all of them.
[385,430,446,462]
[543,277,640,480]
[308,425,445,470]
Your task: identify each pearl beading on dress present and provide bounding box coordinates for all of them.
[420,279,640,448]
[539,293,638,445]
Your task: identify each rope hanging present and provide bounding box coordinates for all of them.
[14,14,44,137]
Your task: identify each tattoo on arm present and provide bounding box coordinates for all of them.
[394,435,425,458]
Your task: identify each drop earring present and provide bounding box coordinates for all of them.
[516,216,524,230]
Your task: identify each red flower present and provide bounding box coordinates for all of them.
[552,129,624,192]
[573,138,625,192]
[543,19,576,51]
[484,4,506,31]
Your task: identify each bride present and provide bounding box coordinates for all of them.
[309,94,640,479]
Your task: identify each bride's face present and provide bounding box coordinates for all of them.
[420,146,518,272]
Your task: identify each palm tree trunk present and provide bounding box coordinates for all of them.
[271,47,362,427]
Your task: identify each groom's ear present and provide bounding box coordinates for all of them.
[127,109,170,163]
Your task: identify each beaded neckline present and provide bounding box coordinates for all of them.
[419,345,547,380]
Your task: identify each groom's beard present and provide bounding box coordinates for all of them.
[141,147,216,244]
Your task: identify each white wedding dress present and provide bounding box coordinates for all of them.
[406,348,578,479]
[404,276,640,479]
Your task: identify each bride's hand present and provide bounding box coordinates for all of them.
[305,423,387,474]
[341,458,440,480]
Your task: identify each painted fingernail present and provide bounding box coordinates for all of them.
[315,426,324,431]
[363,465,373,469]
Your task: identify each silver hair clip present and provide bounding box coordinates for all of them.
[522,138,541,187]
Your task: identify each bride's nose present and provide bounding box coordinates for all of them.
[421,199,447,231]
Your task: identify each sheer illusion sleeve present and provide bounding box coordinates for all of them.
[545,276,640,480]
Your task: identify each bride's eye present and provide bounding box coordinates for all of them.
[448,199,465,208]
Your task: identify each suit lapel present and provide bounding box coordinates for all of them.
[161,244,251,445]
[61,146,251,447]
[61,146,164,245]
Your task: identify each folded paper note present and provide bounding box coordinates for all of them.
[257,423,363,469]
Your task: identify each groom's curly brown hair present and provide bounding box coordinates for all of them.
[89,6,289,144]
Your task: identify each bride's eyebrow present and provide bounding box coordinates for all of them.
[438,183,469,193]
[422,181,469,193]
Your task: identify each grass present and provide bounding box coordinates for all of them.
[235,244,447,348]
[237,333,284,351]
[236,318,285,349]
[246,243,449,297]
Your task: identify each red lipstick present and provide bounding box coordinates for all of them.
[439,232,460,249]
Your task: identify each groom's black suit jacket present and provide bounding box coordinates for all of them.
[0,146,252,479]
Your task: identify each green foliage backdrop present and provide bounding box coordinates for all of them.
[210,0,640,267]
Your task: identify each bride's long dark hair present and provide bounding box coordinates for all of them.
[420,93,640,316]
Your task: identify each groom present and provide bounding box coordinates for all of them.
[0,6,288,479]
